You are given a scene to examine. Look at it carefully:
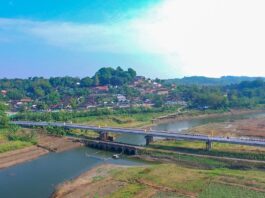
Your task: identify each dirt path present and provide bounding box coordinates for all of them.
[216,181,265,193]
[137,179,197,198]
[0,146,48,169]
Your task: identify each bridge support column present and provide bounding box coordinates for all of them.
[206,140,212,151]
[145,135,154,146]
[99,132,109,141]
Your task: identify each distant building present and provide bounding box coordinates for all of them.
[117,94,126,102]
[50,104,63,110]
[1,90,7,96]
[156,89,169,95]
[94,86,109,92]
[20,98,32,103]
[153,82,162,88]
[134,76,145,81]
[133,76,145,86]
[145,89,156,94]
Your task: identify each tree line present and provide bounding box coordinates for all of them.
[0,67,137,101]
[169,79,265,109]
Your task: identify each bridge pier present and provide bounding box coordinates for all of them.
[206,140,212,151]
[145,135,154,146]
[99,132,109,141]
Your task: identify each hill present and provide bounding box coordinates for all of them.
[165,76,265,86]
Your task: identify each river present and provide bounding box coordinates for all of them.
[0,147,146,198]
[1,111,265,198]
[115,111,265,145]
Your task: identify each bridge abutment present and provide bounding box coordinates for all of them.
[99,132,109,141]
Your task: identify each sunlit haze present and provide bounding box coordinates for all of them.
[1,0,265,78]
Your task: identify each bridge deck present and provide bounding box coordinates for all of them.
[12,121,265,147]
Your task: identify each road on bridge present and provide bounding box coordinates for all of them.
[12,121,265,149]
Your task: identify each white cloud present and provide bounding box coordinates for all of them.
[1,0,265,77]
[133,0,265,77]
[0,18,140,53]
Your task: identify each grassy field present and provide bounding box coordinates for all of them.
[148,140,265,161]
[83,163,265,198]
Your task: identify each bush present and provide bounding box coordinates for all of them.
[7,128,37,144]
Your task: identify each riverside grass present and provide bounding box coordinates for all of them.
[149,140,265,161]
[0,128,33,153]
[0,141,32,153]
[103,163,265,198]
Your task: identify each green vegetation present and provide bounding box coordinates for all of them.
[0,113,36,153]
[199,183,265,198]
[107,184,145,198]
[0,67,136,104]
[13,105,180,124]
[0,141,32,153]
[0,103,9,128]
[170,79,265,109]
[149,140,265,161]
[1,67,265,113]
[105,164,265,198]
[45,126,69,136]
[139,148,228,169]
[166,76,265,86]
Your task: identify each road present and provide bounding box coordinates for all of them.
[12,121,265,147]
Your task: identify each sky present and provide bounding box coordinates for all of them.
[1,0,265,79]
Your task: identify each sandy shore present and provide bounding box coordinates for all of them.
[36,134,83,152]
[51,164,128,198]
[0,146,48,169]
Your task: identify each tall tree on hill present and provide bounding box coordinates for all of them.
[93,74,100,86]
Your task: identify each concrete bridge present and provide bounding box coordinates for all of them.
[12,121,265,150]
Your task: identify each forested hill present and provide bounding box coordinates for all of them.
[165,76,265,86]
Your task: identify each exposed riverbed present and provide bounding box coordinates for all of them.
[0,147,146,198]
[115,111,265,145]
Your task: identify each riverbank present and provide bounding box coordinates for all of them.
[0,134,82,169]
[36,134,83,152]
[51,141,265,198]
[51,164,129,198]
[52,160,265,198]
[0,146,48,169]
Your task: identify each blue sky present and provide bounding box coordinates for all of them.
[1,0,265,78]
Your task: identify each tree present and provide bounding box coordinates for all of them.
[81,77,93,87]
[7,89,24,100]
[0,103,9,128]
[153,95,164,108]
[93,74,100,86]
[128,68,137,79]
